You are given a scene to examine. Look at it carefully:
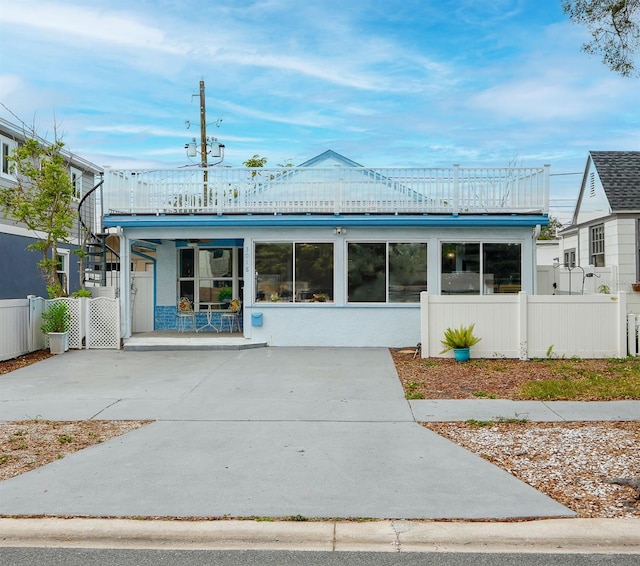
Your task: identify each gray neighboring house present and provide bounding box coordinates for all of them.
[0,118,102,299]
[559,151,640,298]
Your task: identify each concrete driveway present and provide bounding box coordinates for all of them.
[0,348,573,520]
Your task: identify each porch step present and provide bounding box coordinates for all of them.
[123,333,267,352]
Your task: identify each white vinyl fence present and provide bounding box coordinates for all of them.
[420,292,627,359]
[0,296,120,360]
[0,298,45,361]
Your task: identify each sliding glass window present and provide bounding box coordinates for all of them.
[441,242,521,294]
[348,242,428,303]
[255,242,333,302]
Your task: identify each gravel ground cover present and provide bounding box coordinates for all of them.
[391,349,640,519]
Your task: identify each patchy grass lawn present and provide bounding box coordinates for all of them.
[391,350,640,400]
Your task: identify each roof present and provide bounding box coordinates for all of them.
[0,117,102,174]
[590,151,640,210]
[296,149,363,168]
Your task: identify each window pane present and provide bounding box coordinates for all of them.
[179,248,195,278]
[295,243,333,302]
[389,243,427,303]
[179,280,194,303]
[441,243,480,294]
[348,243,386,302]
[199,248,232,278]
[255,243,293,302]
[484,243,521,293]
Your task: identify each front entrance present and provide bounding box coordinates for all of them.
[177,243,244,310]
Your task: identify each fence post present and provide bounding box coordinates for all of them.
[420,291,429,358]
[518,291,528,360]
[627,314,637,357]
[617,292,627,358]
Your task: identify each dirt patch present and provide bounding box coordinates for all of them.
[391,349,640,400]
[0,420,149,482]
[0,350,53,375]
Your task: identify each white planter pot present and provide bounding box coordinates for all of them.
[48,332,69,354]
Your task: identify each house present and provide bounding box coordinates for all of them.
[99,150,550,347]
[559,151,640,302]
[0,118,103,299]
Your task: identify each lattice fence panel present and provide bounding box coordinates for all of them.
[87,297,120,349]
[45,298,83,349]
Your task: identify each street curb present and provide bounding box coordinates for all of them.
[0,518,639,554]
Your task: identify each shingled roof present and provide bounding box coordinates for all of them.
[590,151,640,210]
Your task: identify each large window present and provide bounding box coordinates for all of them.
[347,242,427,303]
[255,242,333,302]
[590,224,605,267]
[441,242,521,294]
[178,246,243,307]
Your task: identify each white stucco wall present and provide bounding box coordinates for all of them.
[126,223,537,346]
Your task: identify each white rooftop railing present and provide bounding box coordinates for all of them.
[102,165,549,216]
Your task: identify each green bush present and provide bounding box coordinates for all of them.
[41,302,70,333]
[440,323,481,353]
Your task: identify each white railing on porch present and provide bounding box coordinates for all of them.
[420,292,627,359]
[103,165,549,216]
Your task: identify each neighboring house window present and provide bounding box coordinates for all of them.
[441,242,521,294]
[178,246,243,307]
[564,249,576,268]
[589,224,605,267]
[56,249,70,295]
[70,167,82,200]
[347,242,428,303]
[255,242,334,302]
[1,135,17,177]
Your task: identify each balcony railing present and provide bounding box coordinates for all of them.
[103,165,549,216]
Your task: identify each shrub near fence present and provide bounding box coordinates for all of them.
[420,291,627,359]
[0,296,120,361]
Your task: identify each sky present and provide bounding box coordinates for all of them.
[1,0,638,221]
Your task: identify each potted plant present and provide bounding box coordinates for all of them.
[217,286,233,307]
[632,283,640,292]
[41,301,70,354]
[440,323,481,362]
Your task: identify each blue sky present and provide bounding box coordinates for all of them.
[1,0,638,220]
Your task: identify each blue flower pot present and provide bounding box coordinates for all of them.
[453,347,470,362]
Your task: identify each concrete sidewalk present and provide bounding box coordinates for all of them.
[410,399,640,422]
[0,348,632,523]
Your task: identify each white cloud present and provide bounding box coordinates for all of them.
[0,1,189,54]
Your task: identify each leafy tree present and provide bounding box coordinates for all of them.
[243,154,268,168]
[538,215,564,240]
[0,137,75,297]
[562,0,640,76]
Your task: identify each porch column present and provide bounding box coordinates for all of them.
[118,228,132,338]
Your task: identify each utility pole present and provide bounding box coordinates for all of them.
[200,80,208,205]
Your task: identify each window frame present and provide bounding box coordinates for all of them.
[0,135,17,178]
[440,241,522,295]
[177,245,243,309]
[589,224,605,267]
[254,240,335,304]
[346,240,428,304]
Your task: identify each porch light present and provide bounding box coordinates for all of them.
[334,227,346,235]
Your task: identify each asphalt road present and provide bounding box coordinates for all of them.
[0,549,638,566]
